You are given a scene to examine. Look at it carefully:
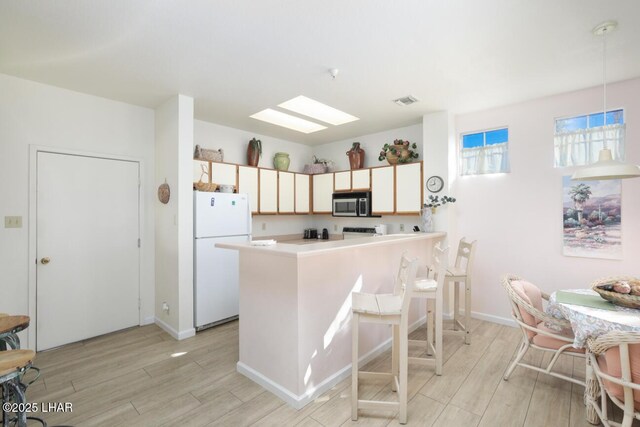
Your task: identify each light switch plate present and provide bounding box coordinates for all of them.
[4,216,22,228]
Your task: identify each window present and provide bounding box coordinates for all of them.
[554,109,625,167]
[460,128,509,175]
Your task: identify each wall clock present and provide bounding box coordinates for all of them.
[426,175,444,193]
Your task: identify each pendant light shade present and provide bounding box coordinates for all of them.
[571,148,640,180]
[571,21,640,181]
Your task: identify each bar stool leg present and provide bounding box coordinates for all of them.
[399,319,409,425]
[453,280,460,331]
[391,325,399,392]
[426,299,434,356]
[465,278,472,345]
[435,289,443,375]
[351,312,359,421]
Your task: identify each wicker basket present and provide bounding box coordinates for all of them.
[194,145,224,162]
[591,276,640,309]
[303,163,326,174]
[194,181,218,192]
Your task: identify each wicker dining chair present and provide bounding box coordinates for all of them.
[501,274,585,386]
[587,331,640,427]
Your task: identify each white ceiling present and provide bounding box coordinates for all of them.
[1,1,639,145]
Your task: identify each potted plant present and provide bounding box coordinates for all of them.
[247,137,262,167]
[378,139,419,165]
[423,195,456,214]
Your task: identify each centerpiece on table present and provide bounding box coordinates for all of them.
[421,195,456,232]
[378,139,419,165]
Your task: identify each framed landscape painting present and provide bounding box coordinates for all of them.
[562,176,622,259]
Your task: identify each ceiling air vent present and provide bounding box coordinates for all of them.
[393,95,419,106]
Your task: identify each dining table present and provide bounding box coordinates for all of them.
[546,288,640,425]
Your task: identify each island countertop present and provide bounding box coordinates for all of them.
[216,232,446,258]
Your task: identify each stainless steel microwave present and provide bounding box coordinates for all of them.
[332,192,373,217]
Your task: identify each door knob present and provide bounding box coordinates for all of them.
[40,257,51,265]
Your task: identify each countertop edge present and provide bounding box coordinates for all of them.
[216,232,446,258]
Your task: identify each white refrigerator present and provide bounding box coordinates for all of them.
[194,191,251,330]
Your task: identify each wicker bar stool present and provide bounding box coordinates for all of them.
[1,349,47,427]
[0,316,30,351]
[351,254,419,425]
[409,244,448,375]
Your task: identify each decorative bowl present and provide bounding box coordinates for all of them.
[592,276,640,309]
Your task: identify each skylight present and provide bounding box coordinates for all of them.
[278,96,359,126]
[250,109,327,134]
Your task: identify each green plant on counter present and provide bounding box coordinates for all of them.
[423,195,456,209]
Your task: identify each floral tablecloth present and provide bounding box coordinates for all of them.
[547,289,640,348]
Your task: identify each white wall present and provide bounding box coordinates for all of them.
[155,95,195,339]
[0,73,156,347]
[453,78,640,323]
[194,120,315,237]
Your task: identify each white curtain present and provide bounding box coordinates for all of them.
[554,123,626,167]
[460,142,509,175]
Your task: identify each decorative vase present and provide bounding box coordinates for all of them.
[273,152,290,171]
[385,144,410,165]
[247,143,260,167]
[421,207,434,232]
[346,142,365,170]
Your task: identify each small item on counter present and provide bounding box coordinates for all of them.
[612,281,632,294]
[322,228,329,240]
[250,239,276,246]
[309,228,318,239]
[413,225,420,232]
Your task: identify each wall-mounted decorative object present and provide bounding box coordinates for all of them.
[194,144,224,162]
[158,181,171,204]
[346,142,365,169]
[562,176,621,259]
[247,138,261,167]
[378,139,419,165]
[194,164,217,192]
[273,152,290,171]
[426,175,444,193]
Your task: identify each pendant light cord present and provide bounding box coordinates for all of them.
[603,27,607,128]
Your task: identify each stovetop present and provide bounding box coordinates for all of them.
[342,227,376,234]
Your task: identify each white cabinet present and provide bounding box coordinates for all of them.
[334,171,351,192]
[395,162,422,213]
[351,169,370,190]
[238,166,259,214]
[371,166,395,214]
[312,173,334,213]
[278,171,295,214]
[259,169,278,214]
[210,162,237,187]
[295,174,310,214]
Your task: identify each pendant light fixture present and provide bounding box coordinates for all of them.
[571,21,640,181]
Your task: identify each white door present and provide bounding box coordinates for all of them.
[36,152,140,351]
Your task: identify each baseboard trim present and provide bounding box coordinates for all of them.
[471,311,516,328]
[154,317,196,340]
[141,316,155,326]
[237,315,427,409]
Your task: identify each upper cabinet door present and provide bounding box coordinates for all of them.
[371,166,395,214]
[312,173,334,213]
[395,162,422,214]
[259,169,278,214]
[278,171,295,214]
[295,174,310,214]
[210,162,237,187]
[351,169,370,190]
[334,171,351,192]
[238,166,259,214]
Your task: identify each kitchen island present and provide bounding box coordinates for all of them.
[217,232,445,408]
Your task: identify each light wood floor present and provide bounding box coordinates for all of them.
[23,318,637,426]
